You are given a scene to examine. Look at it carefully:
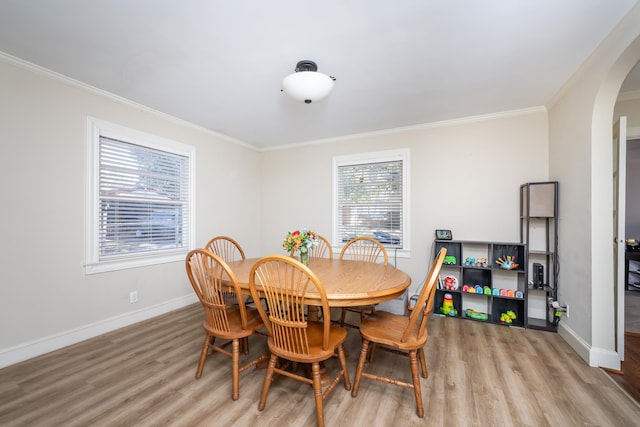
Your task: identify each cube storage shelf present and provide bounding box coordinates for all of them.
[434,240,527,327]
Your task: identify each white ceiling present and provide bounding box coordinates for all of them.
[0,1,639,149]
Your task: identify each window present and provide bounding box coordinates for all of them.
[333,149,410,253]
[86,118,195,273]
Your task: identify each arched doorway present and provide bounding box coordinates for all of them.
[549,11,640,370]
[595,39,640,367]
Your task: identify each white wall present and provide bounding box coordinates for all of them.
[0,57,262,367]
[548,2,640,369]
[260,110,549,291]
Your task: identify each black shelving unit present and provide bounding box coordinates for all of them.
[520,181,559,331]
[434,240,527,328]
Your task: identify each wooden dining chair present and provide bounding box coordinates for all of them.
[289,234,334,260]
[338,236,388,327]
[350,247,447,418]
[310,234,334,259]
[206,235,251,308]
[185,249,268,401]
[205,235,246,262]
[249,255,351,427]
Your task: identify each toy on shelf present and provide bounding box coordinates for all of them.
[496,256,519,270]
[464,309,488,321]
[500,310,517,325]
[475,257,488,267]
[464,257,476,266]
[443,275,459,290]
[443,255,457,265]
[440,293,458,316]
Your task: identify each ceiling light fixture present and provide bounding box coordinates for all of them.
[281,60,335,104]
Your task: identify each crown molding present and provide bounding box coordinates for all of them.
[0,50,258,151]
[262,106,547,152]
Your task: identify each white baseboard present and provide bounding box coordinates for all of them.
[0,294,198,369]
[558,322,621,370]
[590,346,621,371]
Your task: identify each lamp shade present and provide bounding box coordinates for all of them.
[281,60,335,104]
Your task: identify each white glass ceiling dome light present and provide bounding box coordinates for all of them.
[281,60,335,104]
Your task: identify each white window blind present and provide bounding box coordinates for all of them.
[336,155,405,249]
[86,118,194,273]
[99,136,190,258]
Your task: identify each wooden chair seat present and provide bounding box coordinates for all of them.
[201,306,264,339]
[359,311,427,350]
[267,321,348,363]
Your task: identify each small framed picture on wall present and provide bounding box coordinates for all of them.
[435,229,452,240]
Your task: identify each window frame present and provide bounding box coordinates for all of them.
[332,148,411,258]
[85,117,196,274]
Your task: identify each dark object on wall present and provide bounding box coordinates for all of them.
[435,229,452,240]
[533,263,544,289]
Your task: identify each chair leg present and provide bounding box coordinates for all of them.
[195,334,213,379]
[258,354,278,411]
[340,308,347,327]
[368,343,378,363]
[311,362,325,427]
[351,339,370,397]
[418,347,428,378]
[409,350,424,418]
[232,339,240,400]
[241,336,249,355]
[336,344,351,391]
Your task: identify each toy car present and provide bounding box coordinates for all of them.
[443,255,457,265]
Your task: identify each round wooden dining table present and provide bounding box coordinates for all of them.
[224,256,412,308]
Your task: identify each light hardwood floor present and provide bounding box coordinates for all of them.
[1,304,639,426]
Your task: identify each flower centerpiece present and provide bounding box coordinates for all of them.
[283,227,319,266]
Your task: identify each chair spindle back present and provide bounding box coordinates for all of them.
[186,249,250,332]
[339,236,388,265]
[401,247,447,343]
[250,255,331,353]
[206,235,246,262]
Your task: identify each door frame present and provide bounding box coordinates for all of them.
[617,125,640,362]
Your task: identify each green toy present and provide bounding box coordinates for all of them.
[500,310,517,324]
[440,293,458,316]
[443,255,457,265]
[464,309,488,321]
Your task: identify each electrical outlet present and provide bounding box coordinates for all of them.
[565,303,569,318]
[130,291,138,304]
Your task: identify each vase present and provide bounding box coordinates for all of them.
[300,251,309,266]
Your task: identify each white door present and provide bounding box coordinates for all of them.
[613,116,627,361]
